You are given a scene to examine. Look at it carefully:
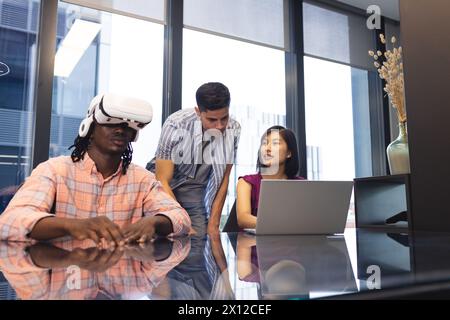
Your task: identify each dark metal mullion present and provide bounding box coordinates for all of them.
[285,0,307,178]
[368,72,387,176]
[162,0,183,123]
[31,0,58,169]
[376,17,391,174]
[367,17,390,176]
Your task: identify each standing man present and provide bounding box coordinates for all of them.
[147,82,240,234]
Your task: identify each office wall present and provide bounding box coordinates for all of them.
[400,0,450,231]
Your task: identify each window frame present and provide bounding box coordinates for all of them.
[30,0,392,179]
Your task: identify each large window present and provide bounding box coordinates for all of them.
[303,1,375,70]
[305,57,356,181]
[0,0,394,230]
[50,1,164,167]
[303,1,379,181]
[304,57,374,181]
[0,0,40,212]
[61,0,165,23]
[184,0,285,49]
[182,29,286,219]
[303,1,383,227]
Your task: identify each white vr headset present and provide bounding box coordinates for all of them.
[79,93,153,142]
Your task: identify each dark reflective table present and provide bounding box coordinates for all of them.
[3,229,450,299]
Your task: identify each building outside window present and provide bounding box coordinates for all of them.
[0,0,40,212]
[50,0,165,168]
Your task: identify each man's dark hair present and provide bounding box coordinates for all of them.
[196,82,230,112]
[69,122,133,174]
[256,125,300,179]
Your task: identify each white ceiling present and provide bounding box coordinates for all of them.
[336,0,400,21]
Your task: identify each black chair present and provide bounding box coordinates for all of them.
[222,200,239,255]
[222,200,239,232]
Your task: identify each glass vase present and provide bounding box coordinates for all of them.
[387,121,410,175]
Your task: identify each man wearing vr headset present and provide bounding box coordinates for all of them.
[147,82,241,234]
[0,93,191,245]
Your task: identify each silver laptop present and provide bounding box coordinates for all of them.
[246,180,353,235]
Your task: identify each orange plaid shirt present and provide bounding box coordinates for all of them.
[0,154,191,241]
[0,239,190,299]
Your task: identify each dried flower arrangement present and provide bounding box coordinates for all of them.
[369,34,406,123]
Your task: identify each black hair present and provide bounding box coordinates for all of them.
[196,82,231,112]
[69,122,133,174]
[256,125,300,179]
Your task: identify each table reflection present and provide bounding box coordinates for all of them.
[235,233,358,299]
[4,230,450,300]
[356,229,450,293]
[164,232,235,300]
[0,238,190,300]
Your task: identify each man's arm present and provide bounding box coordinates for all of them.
[209,230,228,272]
[0,242,51,299]
[122,215,174,243]
[208,120,241,233]
[208,164,233,233]
[136,179,191,238]
[152,118,183,201]
[30,216,124,245]
[154,159,176,200]
[0,162,57,241]
[208,232,234,299]
[28,217,69,240]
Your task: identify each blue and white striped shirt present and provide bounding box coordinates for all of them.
[147,108,241,217]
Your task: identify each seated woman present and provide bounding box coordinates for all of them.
[236,125,304,229]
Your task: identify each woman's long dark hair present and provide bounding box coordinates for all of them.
[69,123,133,174]
[256,125,300,179]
